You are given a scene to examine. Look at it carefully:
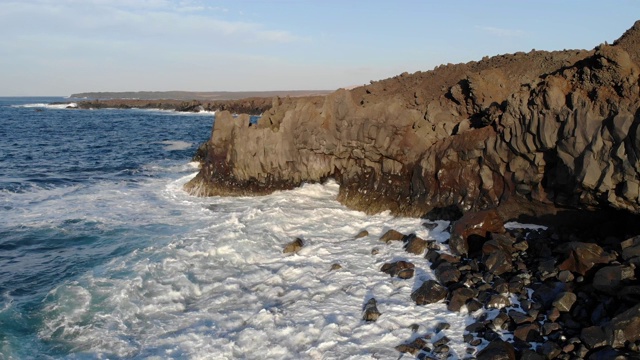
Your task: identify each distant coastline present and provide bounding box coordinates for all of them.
[70,90,333,101]
[56,90,333,115]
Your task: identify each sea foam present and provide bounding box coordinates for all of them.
[38,176,473,359]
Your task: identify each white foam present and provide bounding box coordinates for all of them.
[38,175,488,359]
[13,103,77,109]
[159,140,192,151]
[504,221,548,230]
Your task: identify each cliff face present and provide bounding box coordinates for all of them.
[186,21,640,221]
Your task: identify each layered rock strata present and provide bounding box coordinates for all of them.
[186,21,640,221]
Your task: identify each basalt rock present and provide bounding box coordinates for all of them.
[187,22,640,224]
[362,298,381,322]
[283,238,304,254]
[380,260,415,279]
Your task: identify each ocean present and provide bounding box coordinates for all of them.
[0,97,478,359]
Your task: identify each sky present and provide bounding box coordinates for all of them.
[1,0,639,96]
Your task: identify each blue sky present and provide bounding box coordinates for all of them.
[1,0,639,96]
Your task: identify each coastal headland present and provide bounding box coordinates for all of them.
[187,21,640,225]
[182,21,640,358]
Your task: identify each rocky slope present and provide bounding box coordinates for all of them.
[186,21,640,224]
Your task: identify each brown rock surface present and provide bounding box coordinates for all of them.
[186,21,640,223]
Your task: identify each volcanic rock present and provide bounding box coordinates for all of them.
[411,280,448,305]
[476,339,516,360]
[552,291,577,312]
[556,242,614,275]
[604,303,640,348]
[447,286,475,312]
[434,262,461,284]
[283,238,304,254]
[186,22,640,231]
[449,209,505,256]
[380,260,415,279]
[379,229,404,243]
[362,298,381,322]
[403,234,428,255]
[581,326,608,350]
[592,265,636,293]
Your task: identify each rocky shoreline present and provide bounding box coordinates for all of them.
[58,97,280,115]
[185,21,640,359]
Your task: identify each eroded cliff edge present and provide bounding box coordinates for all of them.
[186,21,640,222]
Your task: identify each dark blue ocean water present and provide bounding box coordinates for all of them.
[0,98,213,358]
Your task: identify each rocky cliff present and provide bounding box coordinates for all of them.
[186,21,640,222]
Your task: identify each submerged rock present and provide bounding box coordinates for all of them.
[362,298,381,322]
[283,238,304,254]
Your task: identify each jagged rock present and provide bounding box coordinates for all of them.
[379,229,404,243]
[434,262,461,284]
[395,338,428,355]
[380,260,415,279]
[520,349,545,360]
[186,22,640,230]
[354,230,369,239]
[411,280,447,305]
[481,234,516,276]
[191,141,209,163]
[449,209,506,256]
[403,234,428,255]
[593,265,636,294]
[283,238,304,253]
[362,298,381,322]
[587,346,631,360]
[542,322,561,336]
[533,282,565,308]
[605,303,640,348]
[435,322,450,333]
[476,339,516,360]
[492,312,510,330]
[330,263,342,271]
[448,286,475,312]
[508,309,536,324]
[581,326,608,349]
[539,341,562,359]
[556,242,614,275]
[621,235,640,261]
[552,291,577,312]
[514,323,542,342]
[557,270,575,283]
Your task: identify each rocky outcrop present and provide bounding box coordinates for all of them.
[186,21,640,222]
[72,97,309,115]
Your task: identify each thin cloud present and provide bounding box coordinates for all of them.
[477,26,525,37]
[0,1,302,44]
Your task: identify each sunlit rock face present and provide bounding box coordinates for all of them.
[186,21,640,221]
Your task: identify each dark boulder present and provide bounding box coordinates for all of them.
[449,209,506,256]
[283,238,304,253]
[411,280,448,305]
[593,265,636,294]
[380,229,405,243]
[380,261,415,279]
[605,303,640,348]
[556,242,613,275]
[362,298,381,322]
[476,339,516,360]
